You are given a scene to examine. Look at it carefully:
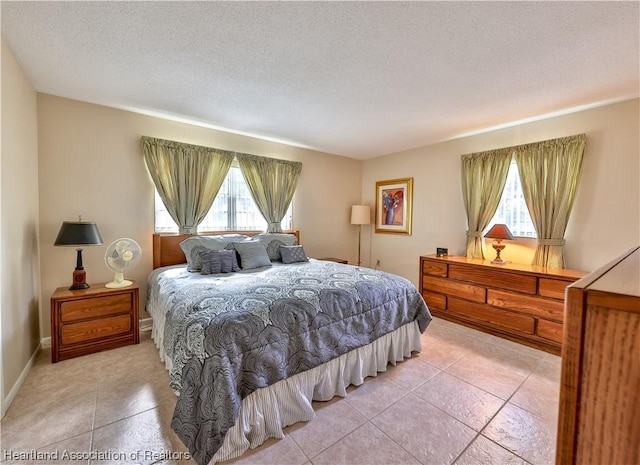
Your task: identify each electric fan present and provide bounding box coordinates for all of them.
[104,238,142,288]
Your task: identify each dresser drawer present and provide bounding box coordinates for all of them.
[539,278,572,300]
[449,264,537,294]
[60,293,133,322]
[422,275,486,303]
[422,260,448,277]
[487,289,565,322]
[60,314,132,345]
[448,297,535,334]
[537,319,563,343]
[422,290,447,310]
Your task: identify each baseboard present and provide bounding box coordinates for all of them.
[1,342,42,418]
[140,318,153,331]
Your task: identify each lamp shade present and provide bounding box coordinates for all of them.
[350,205,371,225]
[485,223,515,241]
[54,221,103,246]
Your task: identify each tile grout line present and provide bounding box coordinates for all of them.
[87,351,103,465]
[432,344,550,465]
[450,357,545,464]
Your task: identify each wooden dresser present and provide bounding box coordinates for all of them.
[556,246,639,465]
[50,282,139,362]
[419,255,586,354]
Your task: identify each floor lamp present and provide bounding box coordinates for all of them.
[351,205,371,266]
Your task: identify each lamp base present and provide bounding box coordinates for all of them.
[69,269,90,290]
[491,242,508,265]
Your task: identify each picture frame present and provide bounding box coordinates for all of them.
[375,177,413,235]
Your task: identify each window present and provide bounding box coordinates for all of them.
[154,164,292,232]
[488,159,537,238]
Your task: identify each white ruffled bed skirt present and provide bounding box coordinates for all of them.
[209,321,422,463]
[151,314,421,463]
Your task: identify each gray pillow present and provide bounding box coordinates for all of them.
[219,248,241,272]
[279,245,309,264]
[250,233,298,261]
[233,241,272,270]
[179,234,250,271]
[200,249,239,275]
[200,250,222,275]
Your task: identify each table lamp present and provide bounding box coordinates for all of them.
[351,205,371,266]
[484,223,514,265]
[54,220,103,289]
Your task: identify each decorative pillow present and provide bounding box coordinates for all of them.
[233,241,272,270]
[219,248,240,272]
[279,245,309,264]
[200,250,222,275]
[250,233,298,261]
[199,249,240,275]
[179,234,250,271]
[222,243,242,272]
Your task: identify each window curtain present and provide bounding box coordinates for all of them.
[514,134,586,268]
[141,136,234,234]
[235,153,302,233]
[461,148,512,259]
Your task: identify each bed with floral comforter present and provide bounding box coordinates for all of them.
[147,258,431,465]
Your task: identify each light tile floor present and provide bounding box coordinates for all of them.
[1,318,561,465]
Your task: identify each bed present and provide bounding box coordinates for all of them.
[147,230,432,465]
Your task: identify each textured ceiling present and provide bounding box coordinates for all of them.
[1,1,638,159]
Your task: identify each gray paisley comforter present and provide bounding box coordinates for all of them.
[147,260,431,465]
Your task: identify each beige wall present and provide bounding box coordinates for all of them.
[37,94,363,337]
[1,41,41,414]
[362,99,640,285]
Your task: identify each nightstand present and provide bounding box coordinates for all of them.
[50,282,139,363]
[318,257,348,264]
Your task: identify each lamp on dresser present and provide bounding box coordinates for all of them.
[484,223,514,264]
[351,205,371,266]
[54,219,103,290]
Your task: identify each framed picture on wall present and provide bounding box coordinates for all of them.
[375,177,413,235]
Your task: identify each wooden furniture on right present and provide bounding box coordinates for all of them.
[556,246,639,465]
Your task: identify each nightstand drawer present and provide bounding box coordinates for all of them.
[60,293,133,322]
[61,314,132,345]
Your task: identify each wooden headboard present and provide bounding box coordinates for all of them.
[152,230,301,269]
